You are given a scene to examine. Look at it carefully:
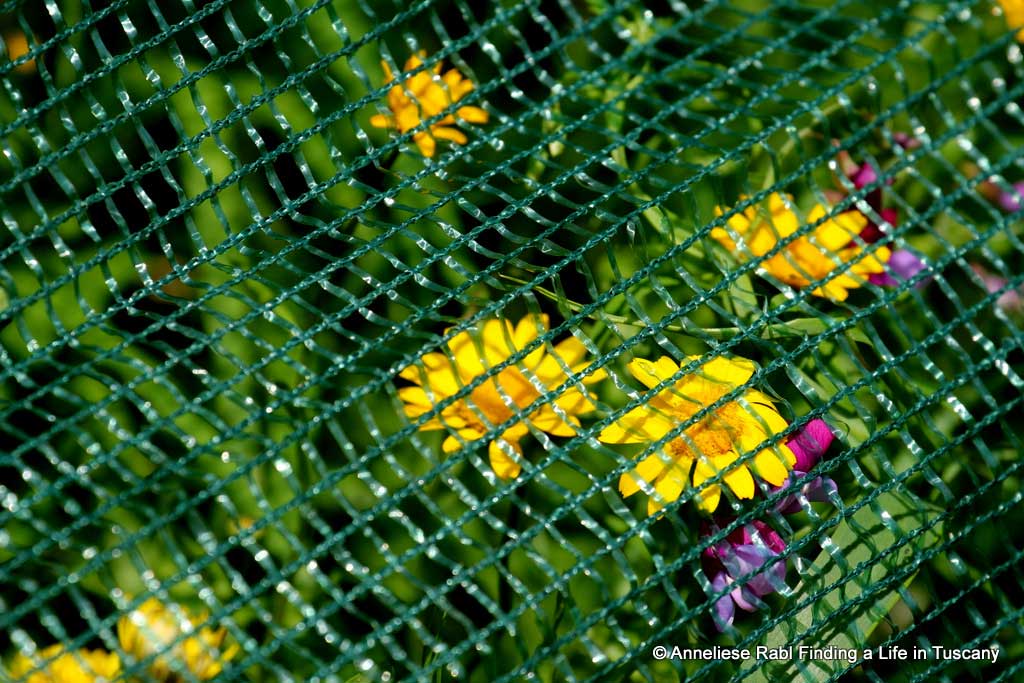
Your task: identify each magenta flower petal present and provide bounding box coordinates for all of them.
[786,418,834,471]
[850,163,878,190]
[868,271,898,287]
[745,520,787,555]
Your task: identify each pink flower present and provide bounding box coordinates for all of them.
[971,263,1024,314]
[996,181,1024,213]
[786,417,834,471]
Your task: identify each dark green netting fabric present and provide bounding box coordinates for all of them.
[2,0,1024,681]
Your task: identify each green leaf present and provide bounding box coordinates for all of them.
[744,490,944,682]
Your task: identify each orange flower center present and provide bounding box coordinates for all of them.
[669,410,736,461]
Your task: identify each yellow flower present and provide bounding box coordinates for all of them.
[711,193,891,302]
[3,30,36,74]
[369,52,489,157]
[117,598,238,681]
[7,645,120,683]
[998,0,1024,40]
[398,315,605,479]
[598,355,795,515]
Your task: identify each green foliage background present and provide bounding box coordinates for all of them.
[1,0,1023,681]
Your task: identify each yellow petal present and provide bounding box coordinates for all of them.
[547,335,585,368]
[380,59,395,84]
[442,68,464,89]
[691,459,722,513]
[739,393,790,434]
[479,319,518,366]
[533,336,592,382]
[693,453,756,513]
[513,313,547,346]
[619,452,667,497]
[648,464,686,515]
[747,222,782,256]
[764,194,800,238]
[431,125,468,144]
[812,281,850,301]
[752,444,796,486]
[398,388,449,429]
[710,225,738,251]
[457,105,489,123]
[443,427,484,453]
[403,53,425,73]
[400,351,461,394]
[552,385,598,416]
[414,131,436,157]
[513,314,547,369]
[767,192,793,215]
[369,113,392,129]
[598,405,675,443]
[692,354,756,389]
[493,367,540,407]
[627,356,681,389]
[815,209,866,251]
[581,365,607,384]
[530,405,578,436]
[489,436,523,479]
[398,386,434,409]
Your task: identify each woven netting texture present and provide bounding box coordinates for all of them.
[1,0,1024,681]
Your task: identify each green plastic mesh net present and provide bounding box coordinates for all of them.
[1,0,1024,681]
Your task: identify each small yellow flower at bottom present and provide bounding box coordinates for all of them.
[369,51,489,157]
[117,598,238,681]
[998,0,1024,40]
[598,355,795,515]
[6,645,120,683]
[398,315,605,479]
[712,193,890,302]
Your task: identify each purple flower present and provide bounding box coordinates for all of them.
[868,249,929,288]
[836,160,930,289]
[891,132,921,150]
[997,182,1024,213]
[971,263,1024,314]
[701,520,788,631]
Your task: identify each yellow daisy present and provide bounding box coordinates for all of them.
[712,193,891,302]
[398,315,605,479]
[369,52,489,157]
[598,355,795,515]
[6,645,120,683]
[117,598,238,681]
